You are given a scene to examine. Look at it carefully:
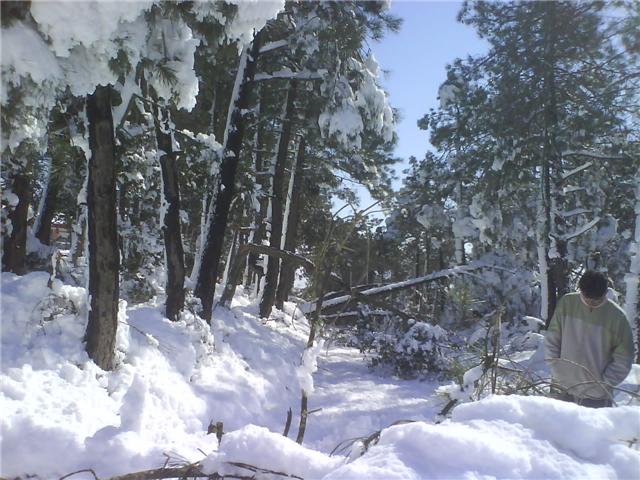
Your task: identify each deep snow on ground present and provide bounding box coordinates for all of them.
[1,271,639,479]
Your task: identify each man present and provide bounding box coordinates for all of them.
[544,270,635,407]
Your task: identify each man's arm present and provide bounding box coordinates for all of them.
[602,319,635,387]
[544,298,565,376]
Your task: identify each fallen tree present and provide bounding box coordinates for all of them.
[305,263,490,316]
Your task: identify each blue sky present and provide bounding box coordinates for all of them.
[371,1,489,187]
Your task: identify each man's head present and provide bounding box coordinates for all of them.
[578,270,608,307]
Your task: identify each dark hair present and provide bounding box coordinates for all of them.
[578,270,608,299]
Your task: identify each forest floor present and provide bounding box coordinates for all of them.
[1,271,639,479]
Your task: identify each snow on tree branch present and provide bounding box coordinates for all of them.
[559,217,600,241]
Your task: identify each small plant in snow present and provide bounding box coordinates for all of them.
[360,318,452,378]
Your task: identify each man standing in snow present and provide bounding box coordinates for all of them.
[544,270,635,408]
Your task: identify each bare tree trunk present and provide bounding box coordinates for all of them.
[71,180,88,268]
[84,85,120,371]
[35,172,58,246]
[260,81,297,318]
[152,96,185,321]
[2,170,31,274]
[195,32,263,323]
[541,3,564,327]
[275,137,306,309]
[624,169,640,362]
[245,88,267,288]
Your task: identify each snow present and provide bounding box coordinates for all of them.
[145,17,200,111]
[29,2,151,58]
[319,54,394,150]
[438,81,460,109]
[224,0,285,46]
[201,424,343,479]
[1,271,639,479]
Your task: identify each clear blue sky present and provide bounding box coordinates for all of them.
[334,1,488,216]
[371,0,488,187]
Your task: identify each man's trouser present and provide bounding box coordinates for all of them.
[554,392,612,408]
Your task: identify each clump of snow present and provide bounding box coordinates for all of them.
[225,0,285,46]
[201,424,343,479]
[145,17,200,111]
[29,2,152,57]
[298,338,325,394]
[438,81,460,109]
[319,54,394,150]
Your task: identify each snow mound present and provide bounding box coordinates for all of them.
[201,396,639,480]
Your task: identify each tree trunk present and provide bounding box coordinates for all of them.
[260,81,297,318]
[195,32,263,323]
[624,169,640,362]
[245,87,268,288]
[275,137,306,309]
[153,97,185,322]
[35,172,58,246]
[2,171,31,274]
[219,242,319,308]
[84,85,120,371]
[453,179,465,265]
[71,178,88,268]
[541,3,564,326]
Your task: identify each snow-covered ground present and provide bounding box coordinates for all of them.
[1,271,639,479]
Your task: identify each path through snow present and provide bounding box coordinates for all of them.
[307,346,441,452]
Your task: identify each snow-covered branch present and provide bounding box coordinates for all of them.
[561,162,592,181]
[254,69,326,82]
[562,150,628,161]
[305,263,490,313]
[259,39,288,54]
[558,208,591,218]
[559,217,600,241]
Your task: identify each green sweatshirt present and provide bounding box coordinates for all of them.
[544,292,635,400]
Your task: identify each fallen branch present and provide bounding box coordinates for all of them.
[308,264,486,314]
[350,289,413,321]
[60,459,306,480]
[108,464,207,480]
[59,469,99,480]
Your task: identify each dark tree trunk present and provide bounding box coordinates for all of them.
[275,137,306,309]
[245,88,268,288]
[542,3,565,326]
[84,85,120,371]
[152,97,186,321]
[260,81,297,318]
[35,175,58,246]
[2,171,31,274]
[195,32,263,322]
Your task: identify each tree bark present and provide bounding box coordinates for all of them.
[35,172,58,246]
[2,171,31,274]
[84,85,120,371]
[195,31,263,322]
[245,88,268,289]
[275,137,306,309]
[260,81,297,318]
[541,2,565,326]
[624,169,640,362]
[153,97,186,322]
